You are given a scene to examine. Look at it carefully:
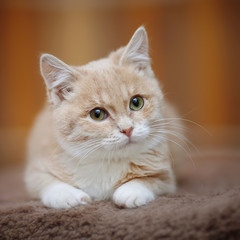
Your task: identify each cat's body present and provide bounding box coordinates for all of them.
[25,27,181,209]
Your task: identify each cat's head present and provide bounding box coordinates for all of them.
[40,27,166,160]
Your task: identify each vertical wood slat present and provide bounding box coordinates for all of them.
[0,7,40,127]
[187,0,227,125]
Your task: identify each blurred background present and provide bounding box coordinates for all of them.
[0,0,239,167]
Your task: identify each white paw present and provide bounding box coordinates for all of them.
[113,181,155,208]
[41,182,91,209]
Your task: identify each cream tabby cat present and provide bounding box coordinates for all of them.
[25,26,181,209]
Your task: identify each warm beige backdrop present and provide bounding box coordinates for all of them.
[0,0,239,165]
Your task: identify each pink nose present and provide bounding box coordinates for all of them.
[121,127,133,138]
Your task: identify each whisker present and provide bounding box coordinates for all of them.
[153,129,199,153]
[67,139,103,162]
[151,117,211,136]
[149,133,196,169]
[79,144,103,162]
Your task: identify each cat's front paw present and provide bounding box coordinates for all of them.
[113,181,155,208]
[41,183,91,209]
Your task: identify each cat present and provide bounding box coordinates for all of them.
[25,26,182,209]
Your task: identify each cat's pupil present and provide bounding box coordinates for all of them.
[94,109,101,118]
[132,98,139,107]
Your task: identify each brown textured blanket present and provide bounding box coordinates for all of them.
[0,151,240,240]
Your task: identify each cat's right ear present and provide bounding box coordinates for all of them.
[40,54,76,105]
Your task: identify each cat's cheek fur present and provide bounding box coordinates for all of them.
[40,182,91,209]
[113,180,155,208]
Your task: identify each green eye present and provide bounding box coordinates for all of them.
[90,108,107,121]
[130,96,144,111]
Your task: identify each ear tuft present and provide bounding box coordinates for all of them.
[40,54,76,105]
[120,26,150,70]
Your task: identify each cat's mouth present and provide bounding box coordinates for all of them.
[118,138,137,150]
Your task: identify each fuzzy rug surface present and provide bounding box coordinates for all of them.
[0,151,240,240]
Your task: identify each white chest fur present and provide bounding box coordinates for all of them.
[68,157,131,200]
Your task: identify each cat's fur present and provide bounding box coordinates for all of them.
[25,26,181,209]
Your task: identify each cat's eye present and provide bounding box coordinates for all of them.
[130,96,144,111]
[90,108,108,121]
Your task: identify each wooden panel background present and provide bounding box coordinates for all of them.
[0,0,239,165]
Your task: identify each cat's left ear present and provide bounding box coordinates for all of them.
[120,26,150,71]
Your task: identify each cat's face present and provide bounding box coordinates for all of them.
[40,27,165,160]
[54,63,163,159]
